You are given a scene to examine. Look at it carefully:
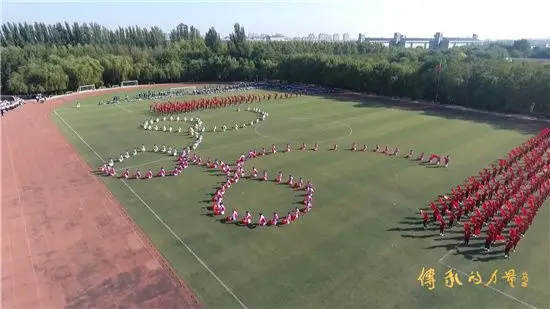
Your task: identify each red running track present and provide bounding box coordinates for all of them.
[1,85,202,309]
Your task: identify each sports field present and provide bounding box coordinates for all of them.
[52,88,549,309]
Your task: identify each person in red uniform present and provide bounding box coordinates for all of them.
[504,236,514,258]
[463,222,471,245]
[268,212,279,226]
[456,203,463,222]
[420,209,429,229]
[257,213,267,226]
[447,210,456,228]
[484,230,494,251]
[429,202,437,221]
[511,228,521,252]
[438,214,446,236]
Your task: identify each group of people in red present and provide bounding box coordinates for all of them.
[420,128,550,258]
[149,92,299,114]
[208,147,315,227]
[330,143,451,167]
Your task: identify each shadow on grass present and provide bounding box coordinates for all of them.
[397,220,420,225]
[215,218,255,229]
[317,92,547,136]
[402,233,440,239]
[425,243,458,251]
[390,215,510,262]
[434,235,463,241]
[387,226,431,232]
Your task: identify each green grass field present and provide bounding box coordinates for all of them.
[52,88,549,309]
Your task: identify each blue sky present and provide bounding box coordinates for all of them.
[2,0,548,40]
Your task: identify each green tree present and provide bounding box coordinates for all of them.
[228,23,249,58]
[205,27,222,54]
[1,21,549,117]
[512,39,531,56]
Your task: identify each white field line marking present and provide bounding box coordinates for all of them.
[116,104,133,113]
[437,241,540,309]
[438,247,456,263]
[254,117,353,144]
[53,109,249,309]
[438,260,539,309]
[290,117,353,143]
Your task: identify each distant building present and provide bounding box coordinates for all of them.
[364,37,391,47]
[267,34,288,42]
[362,32,402,47]
[343,33,350,41]
[362,32,482,49]
[333,33,340,41]
[434,33,482,49]
[247,33,268,41]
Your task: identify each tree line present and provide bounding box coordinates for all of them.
[1,22,549,116]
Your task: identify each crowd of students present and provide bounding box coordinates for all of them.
[93,81,550,240]
[210,142,449,227]
[210,146,316,227]
[257,82,340,95]
[0,97,24,117]
[98,139,449,229]
[95,81,339,106]
[133,83,259,102]
[421,128,550,258]
[150,92,298,114]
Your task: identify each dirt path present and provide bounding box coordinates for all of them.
[1,84,202,309]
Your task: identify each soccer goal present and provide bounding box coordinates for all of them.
[170,86,196,95]
[121,80,139,87]
[77,84,96,92]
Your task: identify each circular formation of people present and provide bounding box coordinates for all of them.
[97,87,451,229]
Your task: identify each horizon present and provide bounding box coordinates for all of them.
[1,0,549,41]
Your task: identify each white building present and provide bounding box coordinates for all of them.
[361,32,482,49]
[365,38,391,47]
[267,34,288,41]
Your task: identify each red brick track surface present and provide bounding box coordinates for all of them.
[1,85,203,309]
